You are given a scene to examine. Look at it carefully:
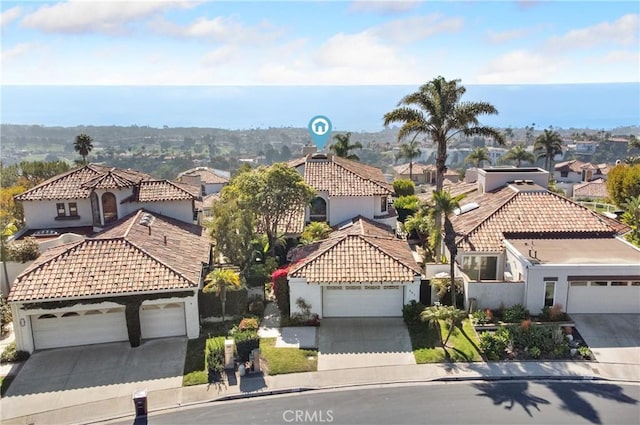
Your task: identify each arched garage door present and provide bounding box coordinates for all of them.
[32,308,128,350]
[322,285,403,317]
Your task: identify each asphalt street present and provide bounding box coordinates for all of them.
[116,380,640,425]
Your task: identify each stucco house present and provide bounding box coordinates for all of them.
[176,166,230,196]
[435,168,639,315]
[393,163,437,185]
[15,164,201,232]
[288,217,422,318]
[554,160,610,184]
[9,210,211,353]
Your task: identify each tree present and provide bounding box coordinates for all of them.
[395,138,422,181]
[393,179,415,197]
[1,221,18,298]
[432,190,465,308]
[203,268,242,324]
[231,163,316,255]
[301,222,332,244]
[607,164,640,207]
[503,144,536,167]
[74,134,94,164]
[464,147,491,168]
[403,205,438,263]
[525,123,536,145]
[384,76,503,257]
[504,127,515,144]
[207,196,255,270]
[621,195,640,247]
[420,305,466,348]
[533,129,563,173]
[329,132,362,160]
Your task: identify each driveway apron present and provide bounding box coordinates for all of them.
[318,318,415,371]
[571,314,640,365]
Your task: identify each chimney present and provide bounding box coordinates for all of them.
[148,225,151,235]
[302,144,317,155]
[164,235,167,245]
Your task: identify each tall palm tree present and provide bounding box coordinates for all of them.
[203,268,242,324]
[420,305,466,348]
[395,137,422,181]
[503,144,536,167]
[74,133,94,165]
[533,129,563,172]
[329,132,362,160]
[464,147,491,168]
[432,190,465,308]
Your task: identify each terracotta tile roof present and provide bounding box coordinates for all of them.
[291,154,393,197]
[122,180,198,203]
[177,167,230,184]
[288,217,421,283]
[82,169,140,190]
[452,186,622,252]
[573,179,609,199]
[417,181,478,204]
[555,160,612,175]
[9,210,210,302]
[393,163,436,175]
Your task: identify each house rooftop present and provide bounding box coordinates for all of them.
[176,167,230,185]
[393,163,436,175]
[507,238,640,266]
[9,210,210,303]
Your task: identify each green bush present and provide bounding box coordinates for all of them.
[205,336,226,377]
[402,300,425,326]
[243,257,277,287]
[393,179,415,197]
[199,288,248,318]
[234,330,260,363]
[503,304,529,323]
[0,297,12,335]
[7,237,40,263]
[529,346,541,359]
[0,342,30,364]
[248,298,265,317]
[472,310,490,325]
[238,317,259,331]
[479,328,510,361]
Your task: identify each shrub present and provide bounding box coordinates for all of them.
[238,317,259,331]
[7,237,40,263]
[393,179,416,197]
[234,330,260,363]
[520,319,533,331]
[479,329,510,361]
[540,304,568,322]
[205,337,226,380]
[393,195,420,222]
[578,345,591,359]
[472,310,490,325]
[503,304,528,323]
[199,288,248,318]
[271,266,290,316]
[0,342,30,364]
[248,299,265,317]
[402,300,425,326]
[243,257,277,287]
[0,297,12,335]
[529,346,541,359]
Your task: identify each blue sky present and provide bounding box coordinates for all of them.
[1,1,638,85]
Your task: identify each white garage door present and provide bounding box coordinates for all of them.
[323,285,403,317]
[140,303,186,339]
[567,281,640,314]
[32,308,128,350]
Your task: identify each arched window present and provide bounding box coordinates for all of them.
[309,197,327,222]
[102,192,118,224]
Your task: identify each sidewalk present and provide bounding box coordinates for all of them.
[2,358,638,425]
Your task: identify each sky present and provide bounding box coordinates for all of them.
[1,0,639,86]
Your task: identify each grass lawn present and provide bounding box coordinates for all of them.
[410,319,483,363]
[259,338,317,375]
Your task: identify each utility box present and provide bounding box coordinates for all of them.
[132,389,148,417]
[251,348,261,372]
[224,339,235,369]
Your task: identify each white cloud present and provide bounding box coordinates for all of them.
[475,50,562,84]
[1,42,39,62]
[202,45,239,67]
[0,6,22,28]
[547,13,639,50]
[486,27,534,44]
[21,0,192,34]
[368,14,463,43]
[348,1,421,15]
[585,50,640,66]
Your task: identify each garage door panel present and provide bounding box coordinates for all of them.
[32,309,128,350]
[323,286,403,317]
[140,303,186,339]
[567,285,640,314]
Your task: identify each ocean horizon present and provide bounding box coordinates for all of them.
[2,83,639,132]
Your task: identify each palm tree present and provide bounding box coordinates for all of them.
[464,147,491,168]
[533,129,563,172]
[395,137,422,181]
[432,190,465,308]
[203,268,242,324]
[74,133,94,164]
[329,132,362,160]
[503,144,536,167]
[1,221,18,298]
[420,305,466,348]
[403,206,437,263]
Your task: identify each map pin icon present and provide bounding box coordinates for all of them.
[308,115,332,150]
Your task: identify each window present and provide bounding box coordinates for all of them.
[101,192,118,224]
[380,196,388,213]
[69,202,78,216]
[462,256,498,281]
[593,281,608,286]
[56,203,66,217]
[632,281,640,287]
[570,281,588,287]
[560,171,569,178]
[544,281,555,307]
[610,281,628,286]
[309,197,327,222]
[61,312,80,317]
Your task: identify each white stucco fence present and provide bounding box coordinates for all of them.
[465,281,525,311]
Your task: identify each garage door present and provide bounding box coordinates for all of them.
[140,302,186,339]
[567,280,640,314]
[32,308,128,350]
[322,285,403,317]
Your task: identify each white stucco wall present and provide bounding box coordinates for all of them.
[289,278,322,317]
[22,199,93,229]
[329,196,375,225]
[1,261,34,297]
[465,282,525,310]
[404,278,421,303]
[122,200,194,223]
[38,233,86,251]
[204,183,225,195]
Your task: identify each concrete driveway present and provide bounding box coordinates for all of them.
[2,337,186,421]
[318,318,415,371]
[571,314,640,365]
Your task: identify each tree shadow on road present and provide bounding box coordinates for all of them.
[543,381,638,424]
[473,382,550,417]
